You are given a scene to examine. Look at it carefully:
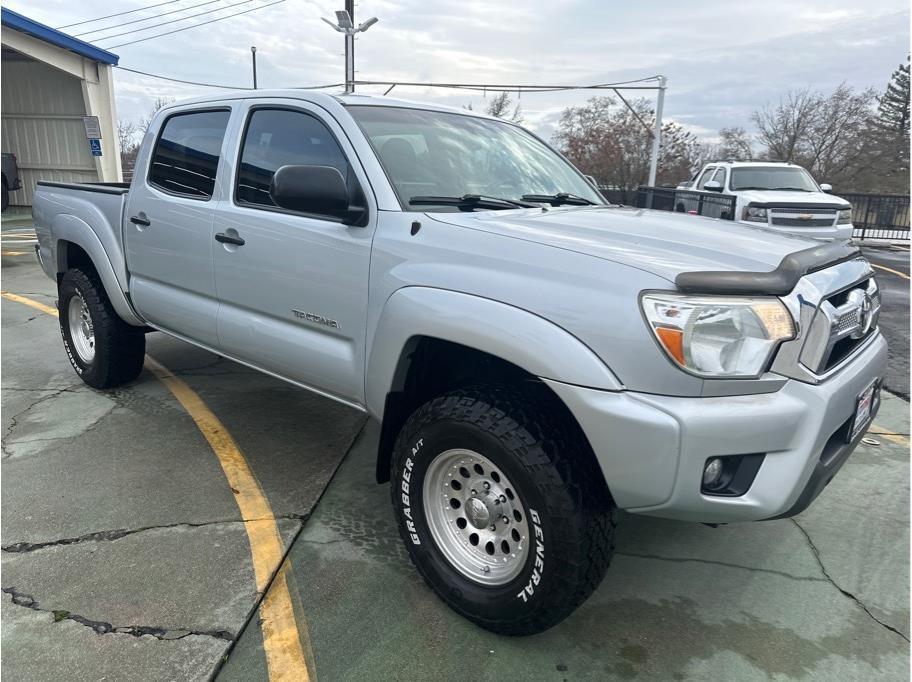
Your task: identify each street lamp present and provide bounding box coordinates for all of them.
[322,10,379,94]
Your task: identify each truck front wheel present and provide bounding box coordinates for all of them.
[59,268,145,389]
[390,385,616,635]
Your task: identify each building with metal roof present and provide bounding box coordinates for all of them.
[1,8,121,207]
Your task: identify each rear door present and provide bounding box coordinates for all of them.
[210,100,375,406]
[125,106,233,348]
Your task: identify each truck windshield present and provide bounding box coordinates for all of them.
[348,105,605,210]
[729,166,819,192]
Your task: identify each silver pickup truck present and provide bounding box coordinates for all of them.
[33,91,886,635]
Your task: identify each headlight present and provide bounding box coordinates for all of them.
[741,206,768,223]
[837,208,852,224]
[641,294,795,378]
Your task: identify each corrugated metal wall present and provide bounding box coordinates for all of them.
[1,54,98,206]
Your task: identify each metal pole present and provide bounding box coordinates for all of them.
[251,46,258,89]
[345,0,354,93]
[647,75,666,187]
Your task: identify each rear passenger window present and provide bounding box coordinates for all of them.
[236,108,352,209]
[148,110,230,199]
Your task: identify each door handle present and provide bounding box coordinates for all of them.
[215,232,245,246]
[130,215,151,227]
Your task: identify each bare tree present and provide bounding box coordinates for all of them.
[751,88,819,162]
[751,84,878,188]
[118,97,175,182]
[553,96,702,192]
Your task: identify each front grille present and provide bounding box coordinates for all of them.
[769,208,837,228]
[771,217,836,227]
[819,277,879,372]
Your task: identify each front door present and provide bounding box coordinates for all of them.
[125,107,233,348]
[210,101,375,406]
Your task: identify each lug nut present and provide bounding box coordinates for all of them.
[502,516,509,524]
[490,524,496,531]
[470,489,477,495]
[483,482,490,490]
[482,566,490,573]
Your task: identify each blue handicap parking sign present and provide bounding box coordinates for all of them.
[89,139,102,157]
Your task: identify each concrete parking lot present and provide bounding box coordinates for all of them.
[2,226,909,680]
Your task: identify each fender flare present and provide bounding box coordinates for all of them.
[52,215,145,326]
[365,287,623,418]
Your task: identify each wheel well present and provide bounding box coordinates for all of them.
[375,337,605,491]
[56,241,96,284]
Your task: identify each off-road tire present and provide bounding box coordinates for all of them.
[390,385,616,635]
[59,268,145,389]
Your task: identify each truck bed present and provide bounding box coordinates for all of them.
[33,180,131,293]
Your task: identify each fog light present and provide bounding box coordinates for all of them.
[703,458,724,486]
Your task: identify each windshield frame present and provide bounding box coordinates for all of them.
[729,165,821,192]
[345,104,607,212]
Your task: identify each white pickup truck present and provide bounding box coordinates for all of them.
[33,91,885,635]
[678,161,854,241]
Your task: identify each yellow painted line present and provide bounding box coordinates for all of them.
[3,291,312,681]
[867,427,910,446]
[142,358,311,681]
[1,291,58,316]
[872,263,910,280]
[2,251,29,256]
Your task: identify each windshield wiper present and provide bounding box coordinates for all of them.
[521,192,596,206]
[408,194,536,210]
[771,187,811,192]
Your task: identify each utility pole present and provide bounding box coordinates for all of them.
[345,0,354,93]
[647,75,667,187]
[251,46,258,89]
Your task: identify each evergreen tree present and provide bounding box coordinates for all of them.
[875,57,910,136]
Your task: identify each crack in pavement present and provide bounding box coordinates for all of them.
[791,519,910,643]
[616,551,829,584]
[2,383,85,452]
[2,515,309,553]
[2,587,233,641]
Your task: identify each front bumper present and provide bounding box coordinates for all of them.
[737,219,854,242]
[545,332,887,523]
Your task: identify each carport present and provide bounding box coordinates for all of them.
[1,8,121,208]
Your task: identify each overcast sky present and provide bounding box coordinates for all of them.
[7,0,910,141]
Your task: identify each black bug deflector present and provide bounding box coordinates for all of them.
[675,241,862,296]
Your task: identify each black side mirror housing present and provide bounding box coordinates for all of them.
[269,165,365,225]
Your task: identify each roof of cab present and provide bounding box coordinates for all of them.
[157,89,493,118]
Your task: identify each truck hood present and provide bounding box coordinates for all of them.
[428,206,821,283]
[736,189,851,207]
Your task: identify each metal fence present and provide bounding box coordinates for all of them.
[633,186,738,220]
[840,193,910,241]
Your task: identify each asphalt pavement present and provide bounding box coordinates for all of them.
[859,244,910,398]
[1,227,909,680]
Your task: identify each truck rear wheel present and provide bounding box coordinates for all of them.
[390,385,616,635]
[59,268,145,389]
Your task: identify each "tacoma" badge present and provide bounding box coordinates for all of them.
[292,309,341,330]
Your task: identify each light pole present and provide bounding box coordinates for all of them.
[251,46,258,89]
[647,75,667,187]
[322,9,378,93]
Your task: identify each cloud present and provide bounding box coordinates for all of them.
[5,0,908,142]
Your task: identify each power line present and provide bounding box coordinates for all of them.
[57,0,186,29]
[103,0,285,49]
[351,77,664,94]
[114,65,253,89]
[75,0,225,37]
[114,64,342,91]
[93,0,260,42]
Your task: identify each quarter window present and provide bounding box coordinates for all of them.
[236,109,352,209]
[148,110,230,199]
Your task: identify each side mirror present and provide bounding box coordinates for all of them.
[703,180,723,193]
[819,183,832,193]
[269,165,364,223]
